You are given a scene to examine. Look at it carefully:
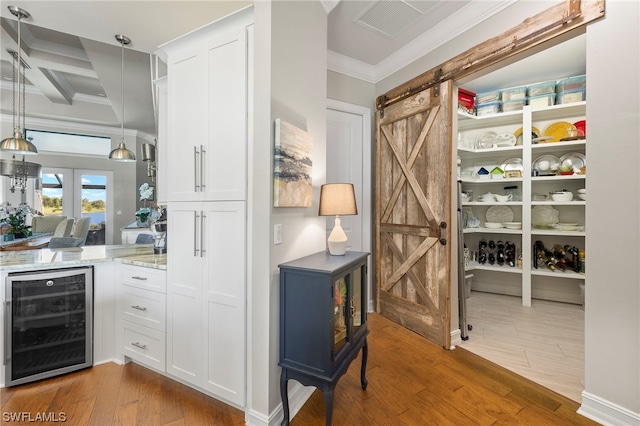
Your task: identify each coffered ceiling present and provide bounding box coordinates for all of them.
[0,1,585,139]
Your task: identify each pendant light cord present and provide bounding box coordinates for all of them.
[16,11,22,133]
[120,37,125,140]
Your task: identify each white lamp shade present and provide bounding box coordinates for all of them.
[319,183,357,255]
[318,183,357,216]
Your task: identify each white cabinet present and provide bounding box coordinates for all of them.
[166,200,246,406]
[458,102,586,306]
[116,264,167,372]
[157,9,250,202]
[155,76,168,205]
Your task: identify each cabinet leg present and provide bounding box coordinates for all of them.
[360,338,368,390]
[323,388,334,426]
[280,372,290,426]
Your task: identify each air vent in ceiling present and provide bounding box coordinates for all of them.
[354,0,441,39]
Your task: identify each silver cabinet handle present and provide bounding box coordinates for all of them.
[4,301,10,365]
[131,342,147,350]
[194,146,200,192]
[131,276,147,281]
[200,212,206,258]
[131,305,147,312]
[194,211,200,256]
[200,144,206,190]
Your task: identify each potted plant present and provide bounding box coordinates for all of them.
[6,213,31,239]
[135,183,155,226]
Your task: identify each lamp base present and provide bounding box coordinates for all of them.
[327,216,347,256]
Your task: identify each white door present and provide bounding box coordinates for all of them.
[326,100,371,253]
[327,100,372,307]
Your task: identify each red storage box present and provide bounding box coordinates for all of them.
[458,88,476,110]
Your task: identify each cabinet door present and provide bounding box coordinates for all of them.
[201,201,246,405]
[202,27,247,201]
[166,202,203,385]
[155,77,168,204]
[166,51,208,201]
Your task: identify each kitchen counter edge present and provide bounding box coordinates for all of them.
[0,244,166,272]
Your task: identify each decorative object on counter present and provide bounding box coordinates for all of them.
[1,6,38,156]
[273,118,313,207]
[136,183,155,225]
[108,34,136,162]
[5,212,30,238]
[318,183,358,255]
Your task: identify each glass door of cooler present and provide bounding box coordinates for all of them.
[5,267,93,386]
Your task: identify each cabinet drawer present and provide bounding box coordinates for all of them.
[123,321,166,372]
[120,264,166,293]
[121,285,166,332]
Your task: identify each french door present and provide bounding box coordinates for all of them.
[40,168,114,244]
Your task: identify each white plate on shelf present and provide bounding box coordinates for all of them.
[500,157,523,172]
[486,206,514,223]
[503,222,522,229]
[559,152,586,172]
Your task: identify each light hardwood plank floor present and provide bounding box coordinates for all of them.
[1,313,594,425]
[460,291,585,403]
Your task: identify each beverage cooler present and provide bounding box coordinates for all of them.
[4,267,93,386]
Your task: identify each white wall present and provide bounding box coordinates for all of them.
[247,1,328,423]
[580,0,640,422]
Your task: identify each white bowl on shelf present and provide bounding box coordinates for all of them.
[484,222,503,229]
[578,193,586,200]
[551,191,573,202]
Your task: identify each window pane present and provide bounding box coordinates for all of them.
[41,173,64,215]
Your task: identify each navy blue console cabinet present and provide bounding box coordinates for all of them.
[278,250,370,426]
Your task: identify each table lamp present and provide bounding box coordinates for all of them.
[318,183,358,255]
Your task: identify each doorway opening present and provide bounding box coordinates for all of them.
[40,168,114,245]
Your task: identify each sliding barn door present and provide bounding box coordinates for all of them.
[375,81,452,348]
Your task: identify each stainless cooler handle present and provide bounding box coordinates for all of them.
[4,301,10,365]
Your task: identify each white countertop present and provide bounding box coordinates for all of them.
[0,244,166,272]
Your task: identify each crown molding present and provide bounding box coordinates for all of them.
[319,0,341,14]
[327,50,377,83]
[327,0,516,84]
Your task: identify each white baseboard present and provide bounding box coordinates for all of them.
[579,390,640,425]
[245,381,315,426]
[450,329,462,349]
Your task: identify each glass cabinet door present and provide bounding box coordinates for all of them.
[333,277,348,353]
[351,266,363,335]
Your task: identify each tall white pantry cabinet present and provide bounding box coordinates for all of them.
[156,7,252,408]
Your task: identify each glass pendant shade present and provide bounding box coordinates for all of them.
[0,131,38,155]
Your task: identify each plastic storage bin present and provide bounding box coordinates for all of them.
[502,99,526,112]
[476,90,501,104]
[556,75,586,92]
[528,93,556,108]
[501,85,527,101]
[557,88,586,104]
[528,80,556,97]
[476,101,502,116]
[458,88,475,109]
[465,274,474,299]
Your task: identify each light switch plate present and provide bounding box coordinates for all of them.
[274,224,282,245]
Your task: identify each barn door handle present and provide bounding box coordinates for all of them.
[437,222,447,245]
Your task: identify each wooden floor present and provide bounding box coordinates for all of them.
[461,291,585,403]
[1,313,596,426]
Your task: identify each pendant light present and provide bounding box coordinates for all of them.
[0,6,38,155]
[108,34,136,162]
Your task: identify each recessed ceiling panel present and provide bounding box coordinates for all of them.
[355,1,425,39]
